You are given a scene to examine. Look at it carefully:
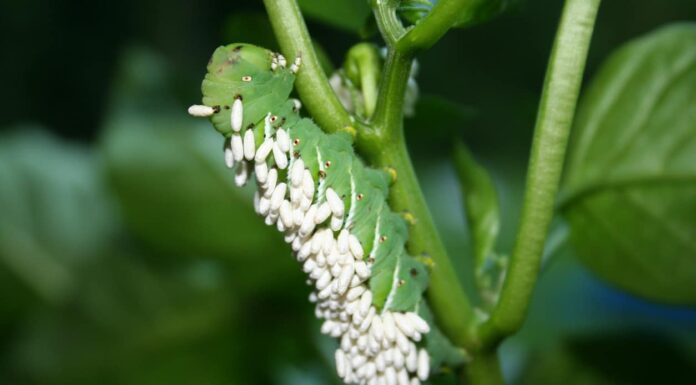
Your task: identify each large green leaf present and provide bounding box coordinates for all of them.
[101,113,289,262]
[561,24,696,305]
[100,47,288,264]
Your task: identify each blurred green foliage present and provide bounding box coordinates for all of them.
[561,24,696,305]
[1,0,695,384]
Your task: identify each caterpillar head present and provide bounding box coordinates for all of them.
[191,43,298,136]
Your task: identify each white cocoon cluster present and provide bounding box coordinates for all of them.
[191,60,431,385]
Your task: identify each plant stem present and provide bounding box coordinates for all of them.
[361,45,477,347]
[373,0,406,46]
[368,129,478,349]
[368,49,412,141]
[262,0,353,134]
[477,0,601,348]
[464,350,505,385]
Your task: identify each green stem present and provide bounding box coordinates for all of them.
[373,0,406,46]
[464,350,505,385]
[361,46,476,348]
[263,0,353,134]
[477,0,601,348]
[344,43,382,118]
[368,131,478,349]
[369,49,413,139]
[397,0,476,54]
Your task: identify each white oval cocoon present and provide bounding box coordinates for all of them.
[326,188,345,217]
[263,168,277,197]
[406,312,430,334]
[234,162,247,186]
[254,162,268,184]
[349,234,364,259]
[223,138,234,168]
[243,129,255,160]
[254,138,273,163]
[290,158,304,187]
[276,128,291,152]
[231,134,244,162]
[302,170,315,198]
[382,312,397,342]
[273,142,288,169]
[394,312,416,337]
[188,104,215,117]
[337,229,349,254]
[231,98,243,132]
[314,202,331,224]
[359,291,372,316]
[270,183,287,211]
[279,200,294,229]
[417,349,429,381]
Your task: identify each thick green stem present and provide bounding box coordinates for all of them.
[369,49,412,139]
[477,0,601,347]
[362,46,476,348]
[368,133,477,349]
[464,350,505,385]
[263,0,353,134]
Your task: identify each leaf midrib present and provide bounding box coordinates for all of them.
[559,173,696,211]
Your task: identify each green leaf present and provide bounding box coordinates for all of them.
[561,24,696,305]
[452,0,516,28]
[101,48,287,264]
[297,0,371,33]
[453,142,500,268]
[452,141,504,307]
[0,128,117,303]
[101,116,287,261]
[399,0,516,29]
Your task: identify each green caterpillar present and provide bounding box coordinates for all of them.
[189,44,433,385]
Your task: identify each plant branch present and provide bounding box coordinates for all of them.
[366,132,478,349]
[263,0,353,134]
[397,0,476,54]
[464,350,505,385]
[373,0,406,46]
[477,0,601,348]
[366,49,412,142]
[363,0,479,352]
[358,47,476,350]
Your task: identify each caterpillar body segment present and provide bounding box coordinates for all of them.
[190,44,432,385]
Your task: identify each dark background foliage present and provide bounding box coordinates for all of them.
[0,0,695,384]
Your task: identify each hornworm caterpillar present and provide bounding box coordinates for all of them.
[189,44,433,385]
